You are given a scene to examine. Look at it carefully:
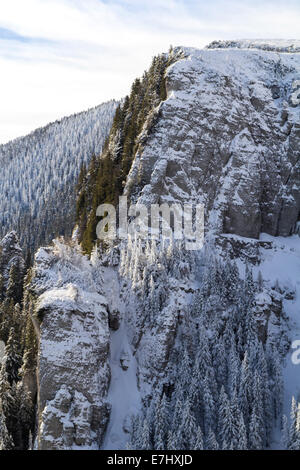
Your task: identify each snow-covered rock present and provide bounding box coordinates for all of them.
[30,241,111,449]
[206,39,300,53]
[125,43,300,240]
[28,41,300,450]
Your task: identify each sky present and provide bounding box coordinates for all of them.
[0,0,299,144]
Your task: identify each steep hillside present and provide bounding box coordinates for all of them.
[76,50,182,253]
[0,41,300,451]
[0,100,118,257]
[124,44,300,240]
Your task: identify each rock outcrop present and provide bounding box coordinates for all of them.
[31,41,300,450]
[125,43,300,239]
[29,241,110,449]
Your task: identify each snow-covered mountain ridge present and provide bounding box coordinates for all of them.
[1,41,300,450]
[33,42,300,450]
[0,100,118,255]
[125,44,300,241]
[206,39,300,53]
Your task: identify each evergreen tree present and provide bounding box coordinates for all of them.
[0,408,13,450]
[207,428,219,450]
[6,260,24,305]
[3,328,22,385]
[140,419,151,450]
[281,415,289,449]
[193,426,204,450]
[288,397,300,450]
[248,403,264,450]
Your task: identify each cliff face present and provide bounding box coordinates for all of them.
[126,44,300,239]
[29,242,111,449]
[31,41,300,450]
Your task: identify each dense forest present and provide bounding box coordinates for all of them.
[0,101,118,258]
[0,232,37,449]
[0,42,299,451]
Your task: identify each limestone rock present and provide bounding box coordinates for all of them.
[125,44,300,240]
[29,241,111,450]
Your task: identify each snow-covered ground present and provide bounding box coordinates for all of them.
[206,39,300,53]
[99,235,300,450]
[101,267,141,450]
[257,234,300,448]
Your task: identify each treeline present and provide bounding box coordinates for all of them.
[118,239,293,450]
[76,50,179,254]
[0,234,37,450]
[0,101,118,255]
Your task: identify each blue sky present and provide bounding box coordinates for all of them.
[0,0,299,143]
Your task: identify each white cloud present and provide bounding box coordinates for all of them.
[0,0,299,143]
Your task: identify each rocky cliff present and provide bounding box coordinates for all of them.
[28,241,111,449]
[28,41,300,450]
[125,43,300,240]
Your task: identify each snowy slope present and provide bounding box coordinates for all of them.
[206,39,300,53]
[100,267,141,450]
[126,44,300,241]
[0,100,118,253]
[256,234,300,447]
[101,43,300,450]
[24,41,300,451]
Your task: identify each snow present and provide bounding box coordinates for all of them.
[206,39,300,53]
[0,100,118,251]
[126,43,300,249]
[215,232,300,448]
[101,267,141,450]
[32,240,111,450]
[41,386,100,450]
[257,234,300,448]
[38,284,107,316]
[26,41,300,450]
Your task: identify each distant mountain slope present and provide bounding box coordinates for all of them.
[0,100,119,256]
[206,39,300,53]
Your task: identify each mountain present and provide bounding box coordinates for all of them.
[0,40,300,451]
[0,100,119,256]
[123,43,300,239]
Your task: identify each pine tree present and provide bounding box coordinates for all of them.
[0,408,13,450]
[15,382,34,450]
[218,387,234,449]
[140,419,151,450]
[288,397,300,450]
[239,351,251,427]
[193,426,204,450]
[207,428,219,450]
[3,328,22,385]
[167,430,177,450]
[154,394,168,449]
[248,403,264,450]
[0,365,17,448]
[0,274,4,302]
[281,415,289,449]
[6,260,24,305]
[180,397,197,449]
[202,375,215,434]
[236,412,248,450]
